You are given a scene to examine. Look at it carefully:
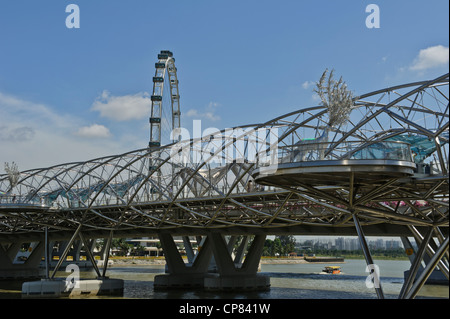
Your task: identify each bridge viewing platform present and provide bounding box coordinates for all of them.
[254,140,417,186]
[0,53,448,298]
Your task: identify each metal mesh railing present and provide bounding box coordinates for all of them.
[275,140,413,164]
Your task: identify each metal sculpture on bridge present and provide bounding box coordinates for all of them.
[0,51,448,298]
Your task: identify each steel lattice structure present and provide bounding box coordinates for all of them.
[0,68,448,241]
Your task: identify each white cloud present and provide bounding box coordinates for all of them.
[302,81,315,90]
[0,92,126,172]
[0,125,35,142]
[203,112,220,121]
[311,93,321,102]
[0,92,74,130]
[208,101,220,109]
[410,45,449,71]
[186,109,199,117]
[75,124,111,138]
[91,90,151,121]
[185,101,221,122]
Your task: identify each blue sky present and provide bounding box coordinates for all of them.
[0,0,448,171]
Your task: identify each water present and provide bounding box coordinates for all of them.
[0,259,448,299]
[104,259,447,299]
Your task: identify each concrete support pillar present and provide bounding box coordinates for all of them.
[103,232,113,274]
[234,236,250,265]
[183,236,195,263]
[205,233,269,291]
[154,233,214,289]
[55,241,69,259]
[78,232,101,278]
[207,235,243,272]
[0,241,45,279]
[160,233,189,274]
[209,233,265,275]
[21,227,124,298]
[155,233,269,291]
[209,233,236,276]
[6,242,22,262]
[25,242,44,269]
[0,244,13,269]
[72,240,82,261]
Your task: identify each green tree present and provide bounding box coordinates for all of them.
[277,235,296,256]
[263,239,274,256]
[263,236,296,257]
[132,244,146,256]
[273,237,282,256]
[263,238,282,256]
[112,238,133,256]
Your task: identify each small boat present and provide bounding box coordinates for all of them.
[323,266,341,274]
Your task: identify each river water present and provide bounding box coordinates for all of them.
[104,259,448,299]
[0,259,448,300]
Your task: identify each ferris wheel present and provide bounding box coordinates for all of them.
[149,50,181,149]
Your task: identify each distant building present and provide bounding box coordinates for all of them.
[297,237,401,251]
[376,238,384,250]
[386,239,402,250]
[335,237,345,250]
[127,237,163,256]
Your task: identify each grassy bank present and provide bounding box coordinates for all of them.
[313,254,409,261]
[108,254,410,265]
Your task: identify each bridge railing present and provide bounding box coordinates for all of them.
[273,140,413,164]
[0,194,48,207]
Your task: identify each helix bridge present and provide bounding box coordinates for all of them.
[0,51,448,298]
